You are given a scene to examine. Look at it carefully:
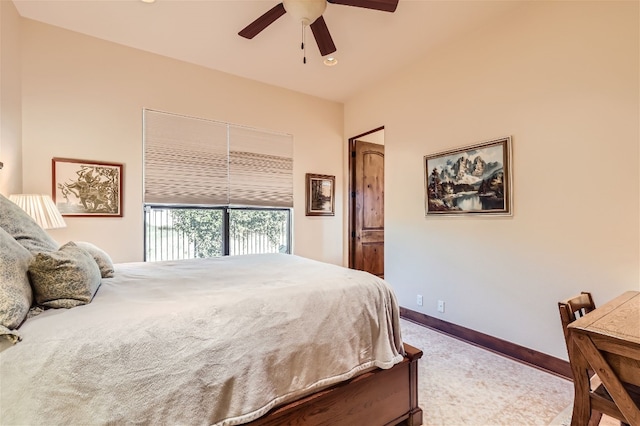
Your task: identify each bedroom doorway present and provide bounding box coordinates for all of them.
[348,127,385,278]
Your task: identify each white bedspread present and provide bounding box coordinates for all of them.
[0,254,404,426]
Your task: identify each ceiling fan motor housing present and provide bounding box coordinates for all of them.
[283,0,327,26]
[238,0,398,57]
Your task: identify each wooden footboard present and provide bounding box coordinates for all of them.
[248,343,423,426]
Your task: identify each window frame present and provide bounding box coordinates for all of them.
[144,204,292,261]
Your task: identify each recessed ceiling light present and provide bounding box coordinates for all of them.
[323,57,338,67]
[141,0,156,3]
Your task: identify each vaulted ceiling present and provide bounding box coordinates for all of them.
[13,0,521,103]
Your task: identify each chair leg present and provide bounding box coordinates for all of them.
[587,411,602,426]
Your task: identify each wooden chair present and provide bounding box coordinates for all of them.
[558,292,638,426]
[559,292,597,346]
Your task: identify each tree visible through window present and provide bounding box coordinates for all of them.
[145,207,290,261]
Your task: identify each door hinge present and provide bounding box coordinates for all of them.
[351,231,356,238]
[351,191,356,198]
[351,151,356,157]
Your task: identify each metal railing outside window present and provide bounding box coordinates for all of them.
[144,206,291,262]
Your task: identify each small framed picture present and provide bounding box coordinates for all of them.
[52,157,123,217]
[306,173,335,216]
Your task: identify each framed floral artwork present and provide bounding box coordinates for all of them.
[52,157,123,217]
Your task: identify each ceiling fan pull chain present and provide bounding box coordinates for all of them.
[301,22,307,64]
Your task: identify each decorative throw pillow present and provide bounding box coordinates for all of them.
[0,193,59,254]
[0,228,33,343]
[0,325,21,344]
[75,241,115,278]
[29,242,102,309]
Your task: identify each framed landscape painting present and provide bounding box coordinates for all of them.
[305,173,335,216]
[424,137,512,216]
[52,157,123,217]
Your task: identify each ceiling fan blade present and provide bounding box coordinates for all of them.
[327,0,398,13]
[238,3,287,39]
[310,16,337,56]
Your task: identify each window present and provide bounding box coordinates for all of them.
[143,109,293,261]
[145,206,290,261]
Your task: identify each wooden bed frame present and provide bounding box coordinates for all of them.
[248,343,423,426]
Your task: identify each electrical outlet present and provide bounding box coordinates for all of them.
[416,295,423,306]
[437,300,445,313]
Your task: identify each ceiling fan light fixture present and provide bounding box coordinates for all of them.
[323,56,338,66]
[283,0,326,26]
[239,0,398,58]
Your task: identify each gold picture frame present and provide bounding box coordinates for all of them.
[305,173,335,216]
[52,157,123,217]
[424,136,512,216]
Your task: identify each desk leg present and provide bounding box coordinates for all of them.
[568,337,594,426]
[573,334,640,426]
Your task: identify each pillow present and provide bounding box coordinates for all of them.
[29,242,101,309]
[0,194,59,254]
[0,325,21,345]
[0,227,33,343]
[75,241,115,278]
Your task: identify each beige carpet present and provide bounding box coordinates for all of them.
[547,404,619,426]
[400,318,574,425]
[547,405,574,426]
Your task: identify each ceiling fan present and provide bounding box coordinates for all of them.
[238,0,399,58]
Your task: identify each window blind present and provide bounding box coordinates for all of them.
[229,125,293,207]
[143,109,293,208]
[144,110,228,205]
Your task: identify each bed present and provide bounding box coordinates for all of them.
[0,195,422,425]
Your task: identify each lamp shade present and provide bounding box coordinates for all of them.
[9,194,67,230]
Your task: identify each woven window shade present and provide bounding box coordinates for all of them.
[229,126,293,208]
[144,109,293,208]
[144,110,228,205]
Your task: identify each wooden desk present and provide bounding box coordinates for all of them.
[568,290,640,426]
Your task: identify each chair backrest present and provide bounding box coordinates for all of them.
[558,292,596,348]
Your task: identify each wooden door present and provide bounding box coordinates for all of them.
[353,140,384,278]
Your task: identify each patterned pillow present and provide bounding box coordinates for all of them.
[0,194,59,253]
[75,241,115,278]
[29,242,101,309]
[0,228,33,343]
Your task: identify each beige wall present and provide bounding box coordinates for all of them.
[8,1,640,360]
[345,1,639,359]
[19,19,345,264]
[0,0,22,195]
